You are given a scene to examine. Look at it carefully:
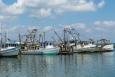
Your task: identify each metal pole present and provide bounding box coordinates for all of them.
[0,24,2,49]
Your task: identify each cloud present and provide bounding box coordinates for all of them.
[1,20,114,41]
[3,25,55,40]
[0,0,106,18]
[62,21,115,41]
[0,0,25,15]
[0,15,6,21]
[42,26,54,33]
[94,21,115,41]
[2,25,53,35]
[31,8,52,17]
[98,0,105,8]
[0,15,16,23]
[64,23,86,29]
[61,1,96,12]
[94,21,115,30]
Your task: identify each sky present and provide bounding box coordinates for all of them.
[0,0,115,42]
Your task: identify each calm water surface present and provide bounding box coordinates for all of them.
[0,51,115,77]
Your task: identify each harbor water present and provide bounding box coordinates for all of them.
[0,51,115,77]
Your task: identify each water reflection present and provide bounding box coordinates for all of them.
[0,52,115,77]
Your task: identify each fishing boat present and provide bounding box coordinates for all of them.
[22,45,59,55]
[20,28,60,55]
[73,39,114,53]
[73,42,96,53]
[96,39,114,51]
[0,47,19,57]
[102,44,114,51]
[0,25,20,57]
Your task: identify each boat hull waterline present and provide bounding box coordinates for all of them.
[73,44,114,53]
[21,48,59,55]
[0,47,19,57]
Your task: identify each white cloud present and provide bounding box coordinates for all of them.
[0,15,5,21]
[0,0,106,18]
[64,23,86,29]
[98,0,105,8]
[43,26,54,32]
[0,15,16,22]
[31,8,52,17]
[0,0,25,15]
[0,25,17,33]
[61,1,96,11]
[93,21,115,41]
[1,20,114,41]
[94,21,115,28]
[48,0,67,6]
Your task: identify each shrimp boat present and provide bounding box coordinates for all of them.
[20,28,60,55]
[73,42,97,53]
[0,38,19,57]
[0,47,19,57]
[0,25,19,57]
[22,45,59,55]
[73,39,114,53]
[96,39,114,51]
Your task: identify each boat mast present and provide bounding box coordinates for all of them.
[0,24,3,49]
[4,32,7,48]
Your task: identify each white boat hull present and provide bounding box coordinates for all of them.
[102,44,114,51]
[74,44,96,53]
[74,44,114,53]
[0,47,19,57]
[21,48,59,55]
[38,48,59,55]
